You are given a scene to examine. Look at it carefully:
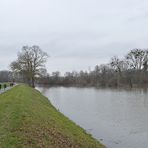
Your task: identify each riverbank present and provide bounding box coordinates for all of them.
[0,85,104,148]
[37,86,148,148]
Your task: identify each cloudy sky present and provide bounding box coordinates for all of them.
[0,0,148,74]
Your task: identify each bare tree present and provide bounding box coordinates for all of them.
[126,49,148,70]
[110,56,124,75]
[10,45,48,87]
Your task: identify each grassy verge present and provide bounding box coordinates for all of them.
[0,85,105,148]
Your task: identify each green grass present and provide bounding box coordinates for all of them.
[0,85,105,148]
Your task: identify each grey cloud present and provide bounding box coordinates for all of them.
[0,0,148,73]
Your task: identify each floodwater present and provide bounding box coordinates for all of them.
[37,86,148,148]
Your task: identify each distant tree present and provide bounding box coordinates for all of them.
[0,71,12,82]
[51,71,61,84]
[110,56,122,75]
[126,49,148,70]
[110,56,128,86]
[143,49,148,72]
[52,71,60,78]
[10,46,48,87]
[98,64,110,87]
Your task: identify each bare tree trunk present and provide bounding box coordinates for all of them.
[31,76,35,88]
[129,79,133,88]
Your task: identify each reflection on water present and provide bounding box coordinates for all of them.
[37,86,148,148]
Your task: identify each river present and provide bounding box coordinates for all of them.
[37,86,148,148]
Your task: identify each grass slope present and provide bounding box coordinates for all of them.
[0,85,105,148]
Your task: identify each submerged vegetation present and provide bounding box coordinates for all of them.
[0,85,104,148]
[1,48,148,88]
[38,49,148,88]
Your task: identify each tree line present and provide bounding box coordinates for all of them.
[38,48,148,88]
[1,47,148,88]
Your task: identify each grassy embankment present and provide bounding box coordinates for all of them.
[0,85,105,148]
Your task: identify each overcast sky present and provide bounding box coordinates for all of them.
[0,0,148,74]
